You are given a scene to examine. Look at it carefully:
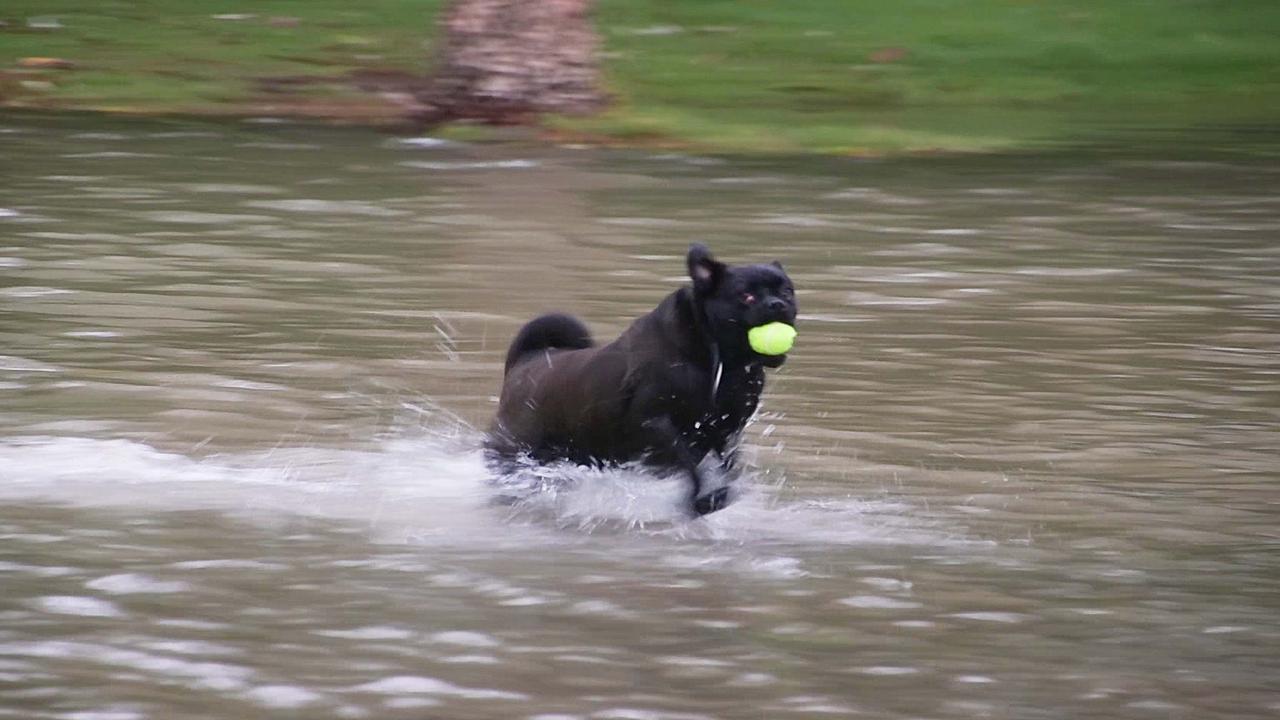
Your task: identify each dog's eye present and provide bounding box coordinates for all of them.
[741,292,756,305]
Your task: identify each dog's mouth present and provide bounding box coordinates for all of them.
[758,353,787,368]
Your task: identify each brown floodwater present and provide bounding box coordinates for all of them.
[1,114,1278,719]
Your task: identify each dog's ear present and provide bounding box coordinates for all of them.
[770,260,785,272]
[687,243,726,295]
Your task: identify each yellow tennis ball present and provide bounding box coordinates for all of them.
[747,322,796,356]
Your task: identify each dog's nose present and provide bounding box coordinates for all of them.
[766,297,787,313]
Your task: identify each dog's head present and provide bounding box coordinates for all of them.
[687,243,797,368]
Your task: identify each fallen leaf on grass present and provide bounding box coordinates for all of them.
[868,47,909,64]
[18,57,76,69]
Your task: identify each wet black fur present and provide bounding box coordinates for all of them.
[486,244,797,516]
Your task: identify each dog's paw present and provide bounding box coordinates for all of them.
[692,486,732,516]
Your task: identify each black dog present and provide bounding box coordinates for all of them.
[486,244,797,516]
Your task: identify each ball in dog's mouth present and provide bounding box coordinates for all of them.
[747,322,796,356]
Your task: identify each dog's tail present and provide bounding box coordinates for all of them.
[503,313,593,373]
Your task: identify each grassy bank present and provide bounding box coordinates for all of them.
[3,0,1278,153]
[0,1,441,121]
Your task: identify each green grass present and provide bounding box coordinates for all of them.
[0,1,440,113]
[2,0,1278,152]
[583,0,1280,152]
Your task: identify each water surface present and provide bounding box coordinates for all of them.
[2,115,1278,719]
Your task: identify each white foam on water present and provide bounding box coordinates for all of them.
[430,631,500,648]
[384,697,443,709]
[243,199,411,217]
[0,355,62,372]
[838,595,922,609]
[1,287,76,299]
[29,596,125,618]
[855,666,921,676]
[439,654,500,664]
[57,712,145,720]
[0,432,960,553]
[85,574,192,595]
[314,626,415,641]
[394,137,458,149]
[401,159,539,170]
[948,612,1029,624]
[241,684,325,709]
[0,641,254,690]
[350,675,528,700]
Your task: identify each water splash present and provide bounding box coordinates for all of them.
[0,430,954,551]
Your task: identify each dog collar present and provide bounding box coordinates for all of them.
[691,292,722,404]
[709,341,722,403]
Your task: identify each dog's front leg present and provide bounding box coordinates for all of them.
[641,416,729,516]
[717,436,742,475]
